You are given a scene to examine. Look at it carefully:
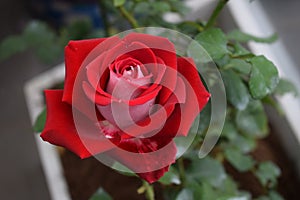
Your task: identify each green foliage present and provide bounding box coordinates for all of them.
[0,21,62,63]
[224,148,255,172]
[223,59,252,75]
[33,108,47,133]
[227,30,278,43]
[249,56,279,99]
[255,161,281,188]
[186,156,227,188]
[236,101,268,138]
[175,188,193,200]
[274,79,298,97]
[158,166,181,185]
[168,0,189,15]
[194,28,229,62]
[221,121,256,153]
[89,187,112,200]
[0,35,27,60]
[221,69,250,110]
[231,42,251,57]
[130,0,183,27]
[152,2,171,13]
[0,19,99,63]
[181,160,252,200]
[113,0,126,7]
[256,191,284,200]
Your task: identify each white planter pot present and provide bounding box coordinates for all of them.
[24,1,300,199]
[24,64,70,200]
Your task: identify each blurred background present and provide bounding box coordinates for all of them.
[0,0,299,199]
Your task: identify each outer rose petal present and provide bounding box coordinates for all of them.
[176,57,210,136]
[41,90,115,159]
[63,38,106,105]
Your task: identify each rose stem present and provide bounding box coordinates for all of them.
[204,0,229,30]
[178,157,186,187]
[98,0,110,37]
[142,180,155,200]
[117,5,139,29]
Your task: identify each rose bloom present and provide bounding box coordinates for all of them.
[41,33,210,183]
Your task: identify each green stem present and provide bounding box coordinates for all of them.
[178,157,186,187]
[205,0,229,30]
[117,5,139,29]
[143,180,155,200]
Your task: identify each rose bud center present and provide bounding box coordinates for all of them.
[97,57,156,129]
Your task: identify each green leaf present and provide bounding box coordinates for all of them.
[89,187,112,200]
[256,191,284,200]
[198,101,211,135]
[224,59,252,75]
[221,121,239,141]
[193,28,229,62]
[134,2,151,15]
[227,30,278,43]
[176,189,194,200]
[215,55,230,67]
[236,100,268,138]
[169,0,189,15]
[230,135,256,154]
[22,21,63,63]
[186,156,226,188]
[231,43,251,57]
[163,187,181,200]
[24,21,56,47]
[159,166,181,185]
[221,122,256,153]
[220,177,239,196]
[178,21,202,36]
[113,0,125,7]
[268,191,284,200]
[111,162,136,177]
[0,35,28,60]
[33,108,47,133]
[249,56,279,99]
[187,40,211,63]
[64,20,93,40]
[200,181,218,200]
[221,70,250,110]
[217,195,250,200]
[224,148,255,172]
[255,161,281,188]
[152,2,171,13]
[274,79,298,97]
[35,44,62,63]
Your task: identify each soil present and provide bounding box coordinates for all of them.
[60,148,164,200]
[60,128,300,200]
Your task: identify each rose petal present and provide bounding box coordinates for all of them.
[124,33,179,104]
[120,77,186,138]
[108,139,177,183]
[124,33,177,69]
[106,69,152,99]
[41,90,115,159]
[63,38,106,105]
[175,57,210,136]
[115,41,157,66]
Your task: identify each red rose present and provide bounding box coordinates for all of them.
[41,33,210,183]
